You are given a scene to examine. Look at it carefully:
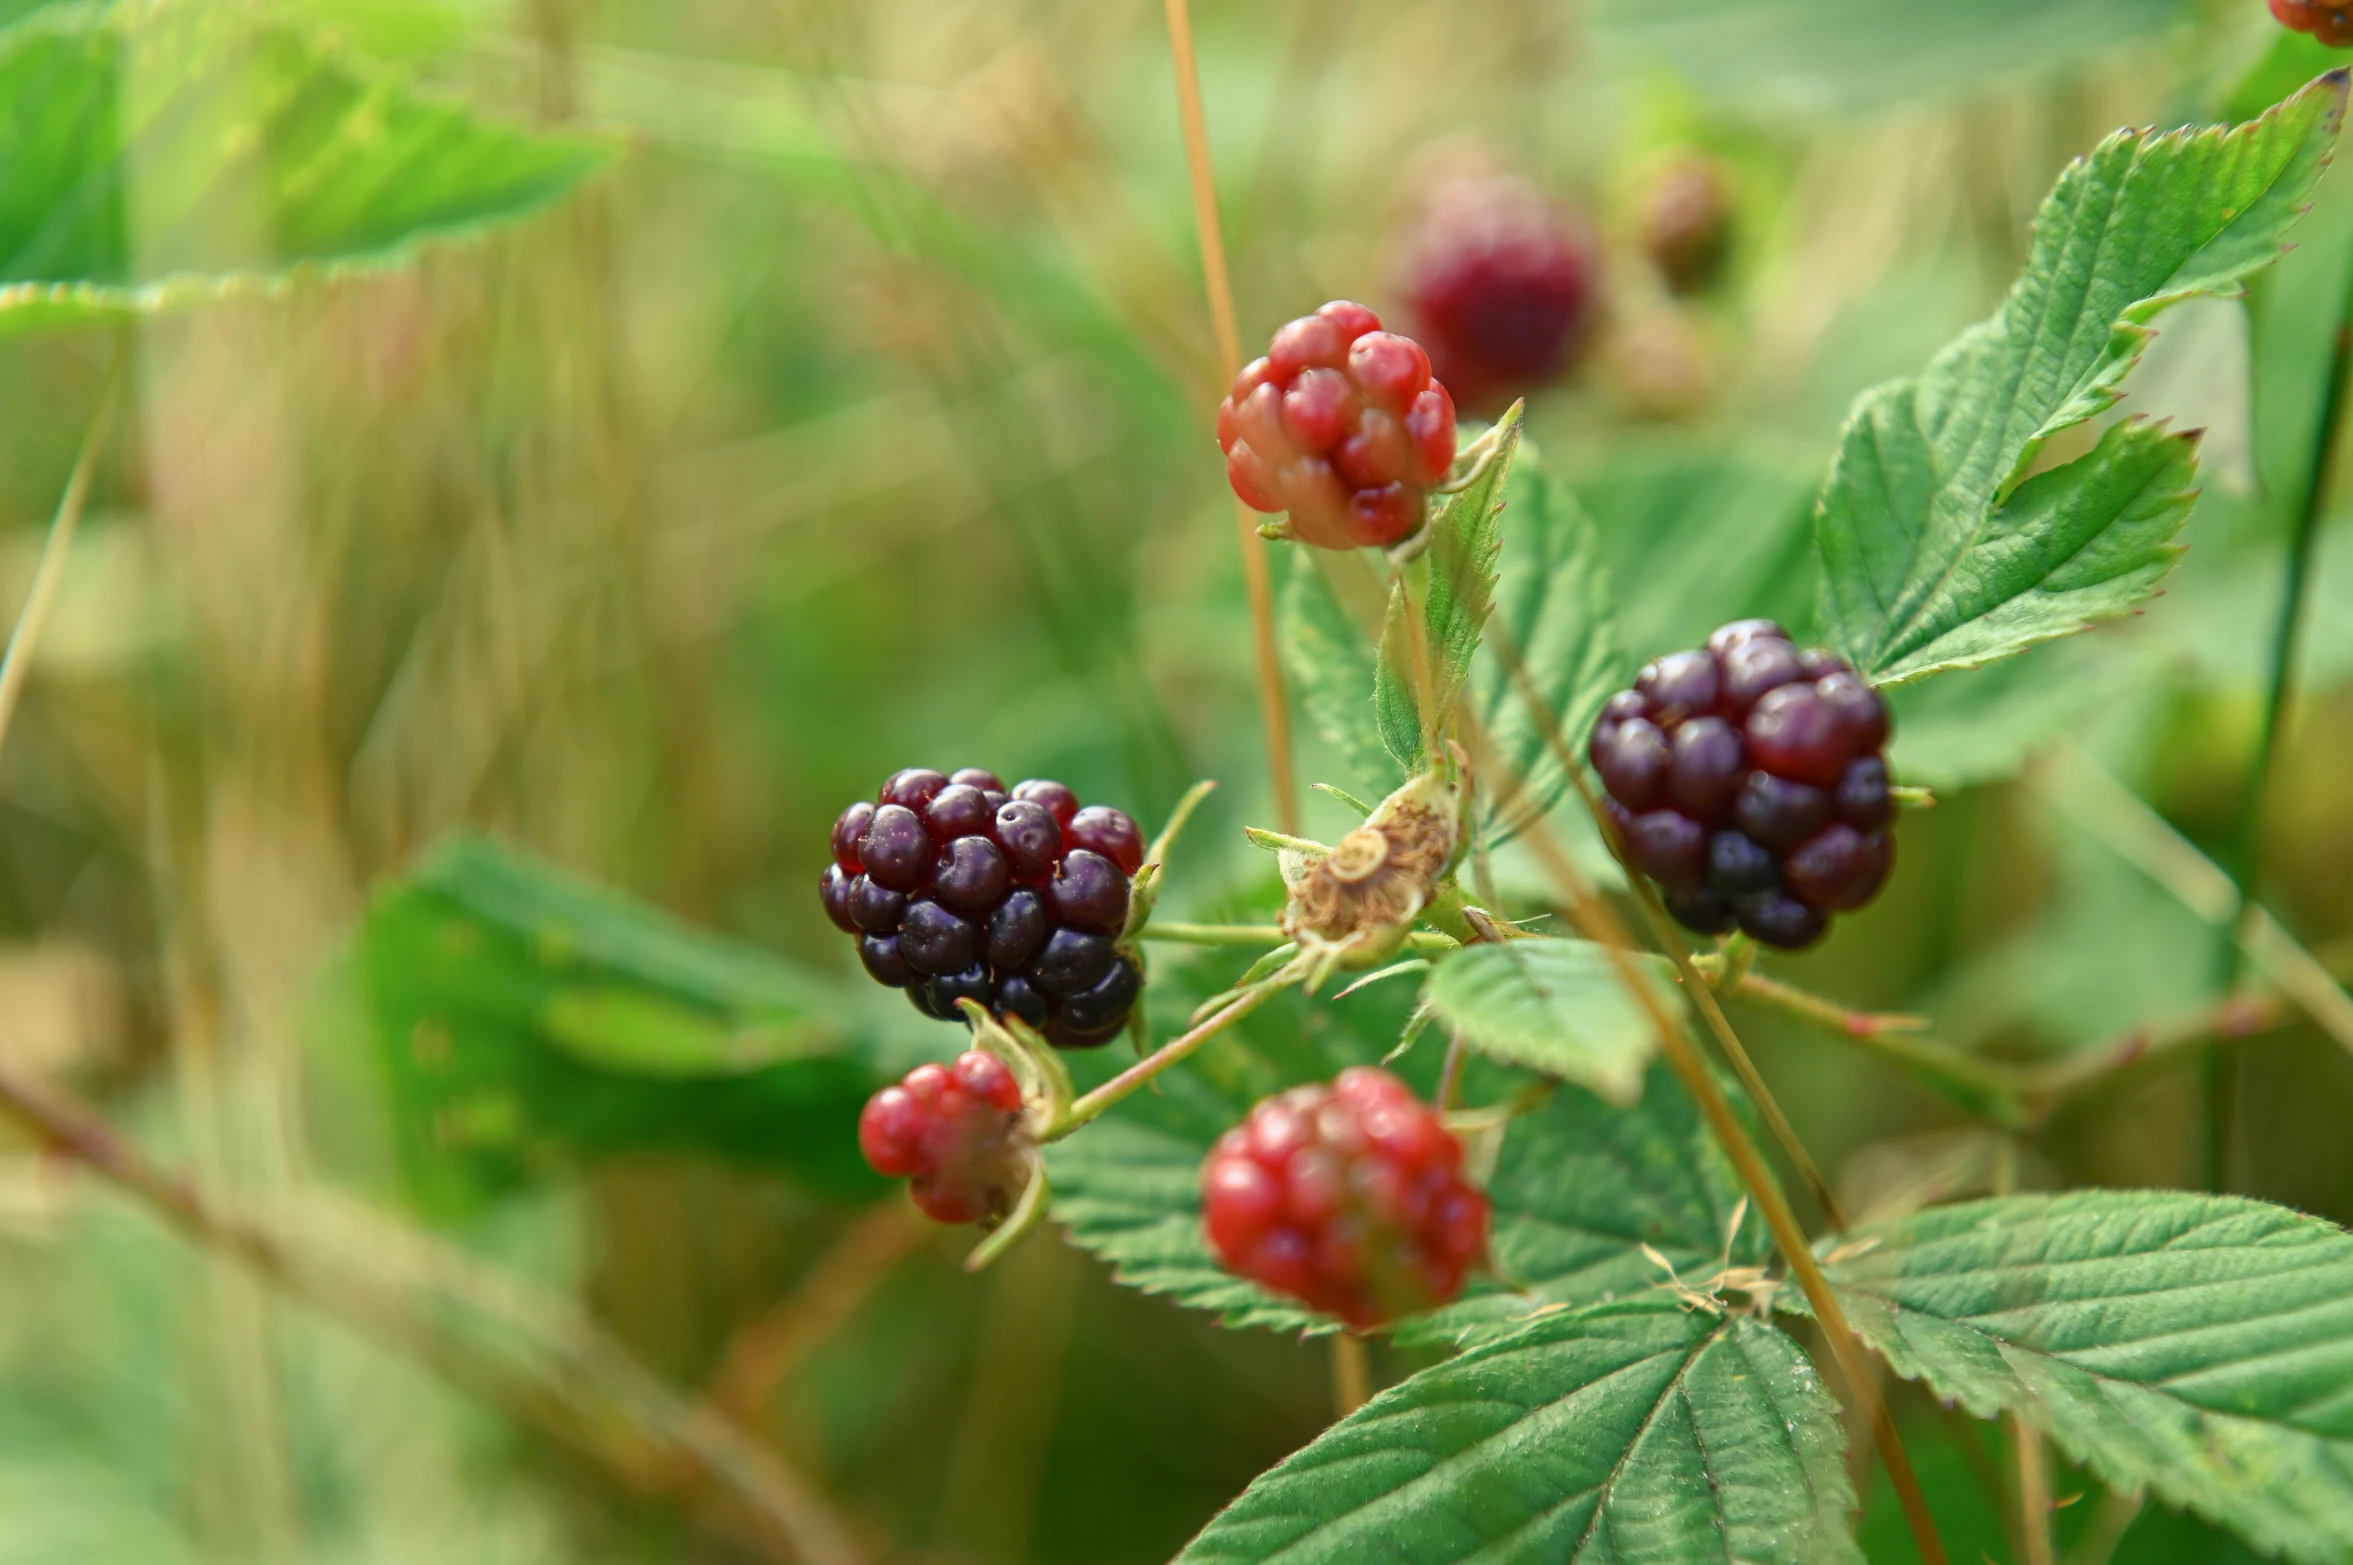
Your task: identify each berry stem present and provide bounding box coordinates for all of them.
[964,1151,1052,1273]
[2209,244,2353,1187]
[1054,969,1294,1136]
[1456,709,1951,1565]
[1330,1335,1370,1417]
[0,335,125,769]
[1159,0,1299,835]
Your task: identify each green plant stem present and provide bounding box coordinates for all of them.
[2209,249,2353,1189]
[1141,921,1457,953]
[1057,974,1289,1133]
[1456,713,1950,1565]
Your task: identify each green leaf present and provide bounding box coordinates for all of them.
[1814,73,2348,685]
[1374,406,1525,768]
[1470,461,1626,844]
[1596,0,2189,118]
[1177,1302,1860,1565]
[343,834,937,1216]
[1048,1056,1764,1344]
[1820,1191,2353,1564]
[1572,438,1822,663]
[1282,553,1404,794]
[0,2,612,332]
[1423,941,1674,1107]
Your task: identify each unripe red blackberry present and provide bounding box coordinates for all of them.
[859,1051,1030,1225]
[1399,168,1600,417]
[1589,621,1897,950]
[2274,0,2353,45]
[1638,154,1734,295]
[1217,301,1458,551]
[1200,1067,1488,1329]
[821,770,1147,1046]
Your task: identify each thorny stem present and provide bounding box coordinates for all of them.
[1455,711,1951,1565]
[2210,243,2353,1187]
[1719,966,2290,1124]
[0,1054,861,1565]
[1058,973,1290,1133]
[1483,611,1847,1224]
[1161,0,1298,834]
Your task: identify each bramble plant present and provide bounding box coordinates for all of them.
[0,2,2351,1563]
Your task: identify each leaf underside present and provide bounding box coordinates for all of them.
[1177,1303,1860,1565]
[1821,1191,2353,1563]
[1814,72,2348,685]
[0,1,612,331]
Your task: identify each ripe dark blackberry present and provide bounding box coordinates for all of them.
[1399,168,1600,416]
[1589,621,1896,951]
[1217,300,1458,551]
[1639,154,1734,295]
[2275,0,2353,44]
[822,769,1146,1047]
[1200,1067,1488,1330]
[859,1051,1030,1225]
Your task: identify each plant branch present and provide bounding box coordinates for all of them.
[1161,0,1297,833]
[1059,970,1291,1132]
[1482,613,1847,1224]
[2208,243,2353,1186]
[1453,710,1949,1565]
[0,1056,862,1565]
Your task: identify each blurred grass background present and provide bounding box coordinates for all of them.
[0,0,2349,1559]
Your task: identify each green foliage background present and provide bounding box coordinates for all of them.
[0,0,2349,1561]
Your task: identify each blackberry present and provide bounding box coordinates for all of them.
[1399,166,1600,417]
[823,770,1148,1046]
[1217,300,1458,550]
[1589,621,1897,950]
[2274,0,2353,44]
[858,1051,1031,1225]
[1200,1067,1488,1329]
[1639,154,1735,295]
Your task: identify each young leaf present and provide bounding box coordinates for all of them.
[1282,554,1405,793]
[341,834,933,1216]
[1373,406,1525,767]
[1177,1303,1860,1565]
[0,3,613,332]
[1422,940,1675,1107]
[1048,1058,1765,1343]
[1814,72,2348,685]
[1471,462,1626,843]
[1819,1191,2353,1564]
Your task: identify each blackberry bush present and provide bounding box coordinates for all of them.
[1200,1067,1488,1329]
[1399,167,1600,415]
[1589,620,1895,950]
[1217,300,1459,550]
[858,1050,1033,1225]
[821,767,1145,1048]
[2275,0,2353,44]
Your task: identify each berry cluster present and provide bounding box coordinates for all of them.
[1200,1068,1488,1329]
[859,1051,1030,1225]
[1400,169,1599,416]
[1589,620,1895,950]
[821,769,1145,1049]
[1218,301,1458,551]
[2274,0,2353,45]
